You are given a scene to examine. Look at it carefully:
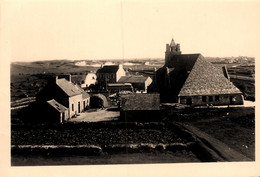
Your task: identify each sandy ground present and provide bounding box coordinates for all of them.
[68,109,119,122]
[213,100,255,108]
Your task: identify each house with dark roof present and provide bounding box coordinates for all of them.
[119,93,160,121]
[150,39,243,106]
[36,75,90,122]
[117,75,152,93]
[96,64,126,89]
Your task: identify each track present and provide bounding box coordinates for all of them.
[177,123,252,162]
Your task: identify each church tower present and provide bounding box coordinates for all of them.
[165,38,181,66]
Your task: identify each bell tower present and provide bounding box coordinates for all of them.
[165,38,181,66]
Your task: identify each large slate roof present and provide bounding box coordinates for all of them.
[118,75,150,83]
[120,94,160,111]
[178,57,241,96]
[47,99,68,112]
[96,65,119,73]
[155,53,241,99]
[56,78,82,97]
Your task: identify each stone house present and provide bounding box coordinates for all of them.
[117,75,152,93]
[36,75,90,122]
[96,64,126,88]
[150,38,243,106]
[119,93,160,121]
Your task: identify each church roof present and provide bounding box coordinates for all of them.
[178,56,241,96]
[156,53,241,98]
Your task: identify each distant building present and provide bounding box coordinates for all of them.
[96,64,126,89]
[150,38,243,106]
[72,73,97,88]
[118,75,152,93]
[119,93,160,121]
[36,75,90,122]
[107,83,133,94]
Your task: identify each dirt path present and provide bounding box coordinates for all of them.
[68,109,119,122]
[178,123,252,162]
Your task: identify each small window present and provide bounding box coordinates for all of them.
[209,96,213,102]
[202,96,207,102]
[215,96,219,101]
[72,104,74,111]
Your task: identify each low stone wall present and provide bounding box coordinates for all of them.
[11,143,195,156]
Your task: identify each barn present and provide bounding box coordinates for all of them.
[119,93,160,121]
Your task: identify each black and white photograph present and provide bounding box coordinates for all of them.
[1,0,260,176]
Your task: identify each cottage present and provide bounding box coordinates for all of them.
[71,73,97,88]
[96,64,126,88]
[36,75,90,122]
[150,38,243,106]
[117,75,152,93]
[119,93,160,121]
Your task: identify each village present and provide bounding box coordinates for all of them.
[11,39,255,165]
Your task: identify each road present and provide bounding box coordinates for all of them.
[178,123,252,162]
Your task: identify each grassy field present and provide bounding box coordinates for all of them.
[162,107,255,160]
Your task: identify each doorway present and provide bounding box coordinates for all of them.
[186,98,192,105]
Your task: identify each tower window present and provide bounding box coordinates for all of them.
[215,96,220,101]
[209,96,213,102]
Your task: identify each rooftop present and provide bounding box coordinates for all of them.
[47,99,68,112]
[96,65,119,73]
[120,93,160,111]
[118,75,150,83]
[56,78,83,97]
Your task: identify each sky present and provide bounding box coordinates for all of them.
[2,0,260,62]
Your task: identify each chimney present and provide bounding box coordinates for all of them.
[118,64,123,69]
[68,74,71,82]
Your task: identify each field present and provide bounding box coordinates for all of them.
[11,122,189,146]
[162,106,255,160]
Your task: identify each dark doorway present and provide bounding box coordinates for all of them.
[83,101,85,111]
[186,98,192,105]
[90,96,104,108]
[78,102,80,113]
